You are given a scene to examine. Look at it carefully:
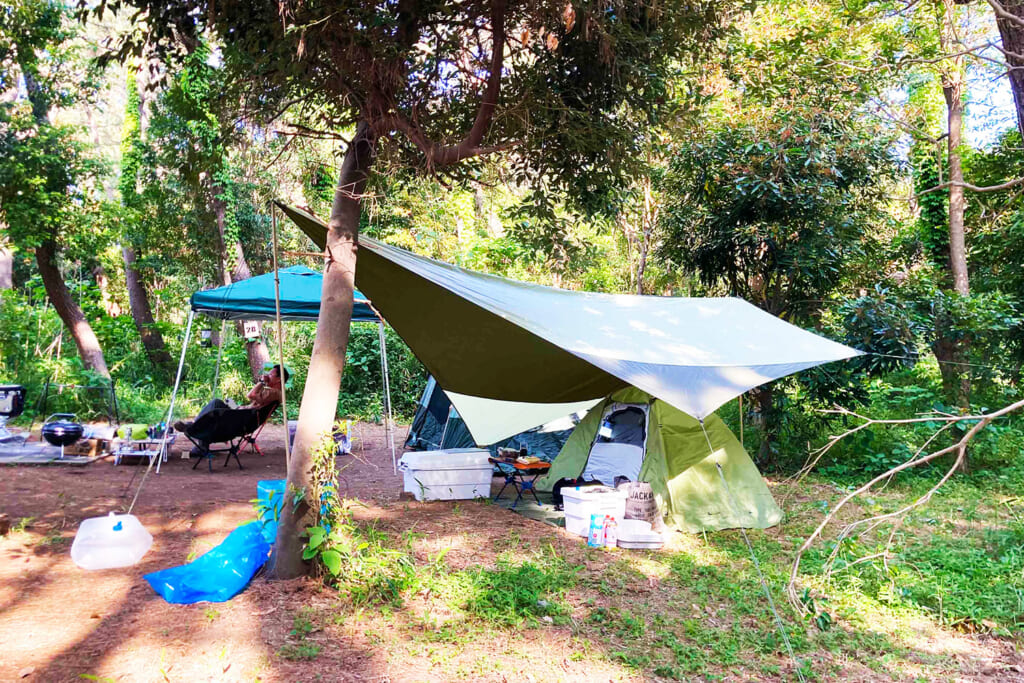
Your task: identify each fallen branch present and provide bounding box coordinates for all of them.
[786,398,1024,615]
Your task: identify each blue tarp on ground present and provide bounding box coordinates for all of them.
[143,480,286,604]
[190,265,378,323]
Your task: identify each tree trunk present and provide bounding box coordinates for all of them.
[213,191,272,380]
[749,383,777,469]
[122,246,174,373]
[0,242,12,290]
[35,242,109,377]
[942,78,969,297]
[269,122,375,579]
[939,13,971,468]
[995,0,1024,139]
[92,265,121,316]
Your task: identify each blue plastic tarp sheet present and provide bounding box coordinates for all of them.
[144,521,271,604]
[144,480,287,604]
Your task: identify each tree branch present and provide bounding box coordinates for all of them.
[917,176,1024,195]
[785,399,1024,615]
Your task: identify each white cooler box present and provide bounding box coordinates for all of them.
[563,485,627,537]
[398,449,492,501]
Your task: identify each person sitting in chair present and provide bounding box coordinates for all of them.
[174,364,288,454]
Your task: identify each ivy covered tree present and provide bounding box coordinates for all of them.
[97,0,736,576]
[0,1,111,377]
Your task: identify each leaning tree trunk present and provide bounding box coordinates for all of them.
[122,246,174,374]
[995,0,1024,139]
[213,192,272,380]
[270,122,376,579]
[35,242,109,377]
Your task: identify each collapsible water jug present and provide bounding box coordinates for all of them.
[71,512,153,570]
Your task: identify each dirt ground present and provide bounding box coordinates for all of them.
[1,423,1020,682]
[0,423,407,682]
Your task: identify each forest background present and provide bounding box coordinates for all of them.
[2,0,1024,484]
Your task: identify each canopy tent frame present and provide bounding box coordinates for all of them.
[152,262,397,476]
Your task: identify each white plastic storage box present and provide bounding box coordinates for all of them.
[398,449,493,501]
[563,485,627,537]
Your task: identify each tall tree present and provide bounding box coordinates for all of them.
[0,0,110,377]
[992,0,1024,138]
[101,0,734,577]
[119,68,174,375]
[145,43,271,379]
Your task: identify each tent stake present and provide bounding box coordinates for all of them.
[271,203,291,472]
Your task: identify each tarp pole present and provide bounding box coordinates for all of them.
[378,321,396,474]
[738,393,744,449]
[151,310,192,481]
[211,318,226,401]
[271,204,291,472]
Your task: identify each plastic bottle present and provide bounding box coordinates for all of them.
[604,516,618,548]
[587,513,605,547]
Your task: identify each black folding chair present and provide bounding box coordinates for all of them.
[186,402,280,472]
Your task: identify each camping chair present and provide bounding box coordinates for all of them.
[241,419,270,457]
[187,402,279,472]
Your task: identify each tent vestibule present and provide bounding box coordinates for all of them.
[537,388,782,532]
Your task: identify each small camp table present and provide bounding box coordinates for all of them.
[113,435,176,466]
[490,458,551,508]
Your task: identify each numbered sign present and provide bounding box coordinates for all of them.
[243,321,261,340]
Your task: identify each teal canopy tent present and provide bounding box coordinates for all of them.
[159,265,397,474]
[190,266,378,322]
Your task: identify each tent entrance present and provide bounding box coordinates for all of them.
[582,403,650,486]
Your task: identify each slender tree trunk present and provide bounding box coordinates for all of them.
[749,383,777,469]
[0,242,12,290]
[122,246,174,373]
[35,242,109,377]
[939,8,971,468]
[942,79,969,298]
[92,265,121,316]
[995,0,1024,139]
[213,191,271,379]
[270,122,375,579]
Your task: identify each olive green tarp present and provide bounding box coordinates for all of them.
[536,388,783,532]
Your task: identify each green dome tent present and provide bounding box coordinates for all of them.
[536,387,782,532]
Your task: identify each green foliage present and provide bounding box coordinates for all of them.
[459,553,580,627]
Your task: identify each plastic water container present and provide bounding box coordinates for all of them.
[71,512,153,570]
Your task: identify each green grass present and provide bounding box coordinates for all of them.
[308,471,1024,681]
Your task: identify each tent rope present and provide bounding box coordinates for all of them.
[699,419,807,683]
[127,310,195,514]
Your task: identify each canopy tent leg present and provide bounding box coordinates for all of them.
[378,322,396,475]
[271,203,291,471]
[210,319,227,401]
[131,310,193,509]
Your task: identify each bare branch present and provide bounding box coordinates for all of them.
[917,176,1024,195]
[786,399,1024,615]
